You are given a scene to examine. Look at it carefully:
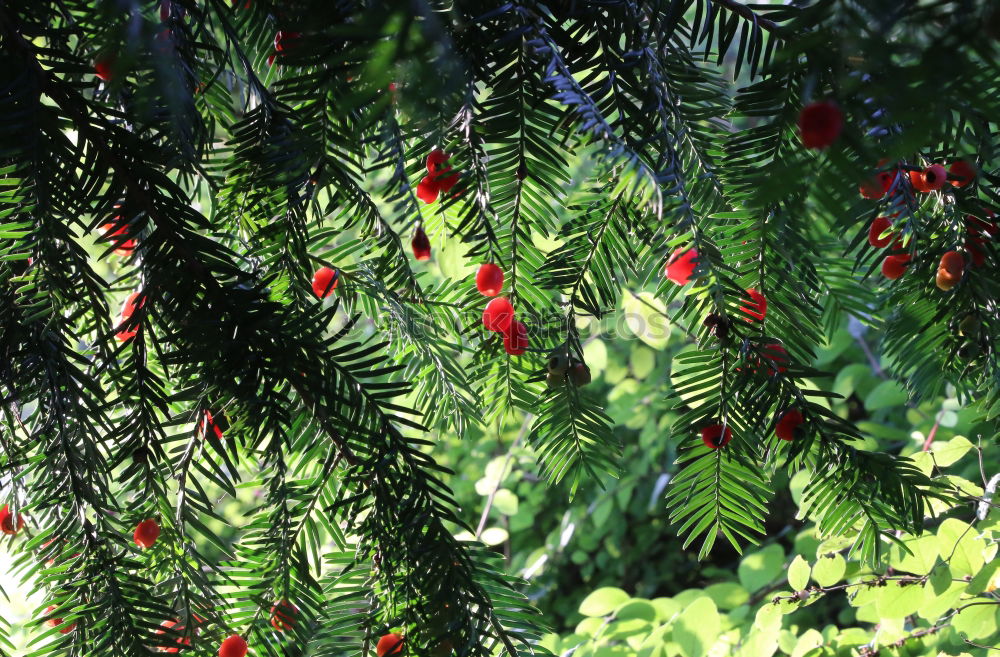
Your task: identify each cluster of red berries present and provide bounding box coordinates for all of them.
[417,150,460,205]
[133,515,277,656]
[477,264,527,355]
[700,408,804,450]
[866,216,914,280]
[0,504,250,644]
[860,160,974,200]
[859,158,991,284]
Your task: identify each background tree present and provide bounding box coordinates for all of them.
[0,1,998,656]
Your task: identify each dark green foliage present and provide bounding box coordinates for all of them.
[0,1,998,656]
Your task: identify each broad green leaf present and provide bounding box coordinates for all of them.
[874,581,926,619]
[937,518,986,577]
[916,581,965,621]
[738,544,785,593]
[615,600,657,622]
[673,597,719,657]
[651,598,680,623]
[737,627,779,657]
[754,603,782,632]
[480,527,508,546]
[576,617,606,637]
[630,346,656,379]
[583,339,609,375]
[888,535,938,575]
[864,380,908,411]
[580,587,631,617]
[952,603,999,640]
[703,582,749,610]
[492,489,519,516]
[832,363,879,399]
[622,291,670,350]
[788,555,810,591]
[790,629,823,657]
[605,619,653,640]
[811,553,846,587]
[968,558,1000,595]
[929,435,973,467]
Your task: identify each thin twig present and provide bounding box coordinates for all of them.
[475,414,533,538]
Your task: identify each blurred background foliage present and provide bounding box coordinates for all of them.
[2,0,1000,656]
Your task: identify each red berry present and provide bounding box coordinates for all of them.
[270,600,299,632]
[935,269,956,291]
[416,176,440,204]
[775,409,804,441]
[739,288,767,322]
[859,172,892,200]
[116,292,144,342]
[155,618,197,653]
[966,213,998,240]
[197,410,224,441]
[311,266,339,298]
[868,216,893,249]
[569,363,591,386]
[967,238,987,267]
[0,505,24,535]
[881,254,911,280]
[909,169,931,193]
[482,297,514,332]
[411,226,431,261]
[922,164,947,191]
[475,263,504,296]
[798,101,843,149]
[274,31,300,53]
[426,150,449,174]
[949,160,976,188]
[42,538,58,566]
[219,634,248,657]
[700,424,732,449]
[436,172,459,195]
[101,222,136,256]
[134,518,160,549]
[936,250,965,290]
[939,250,965,279]
[664,247,698,285]
[95,56,114,82]
[377,633,405,657]
[503,319,528,355]
[878,171,895,193]
[45,606,76,634]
